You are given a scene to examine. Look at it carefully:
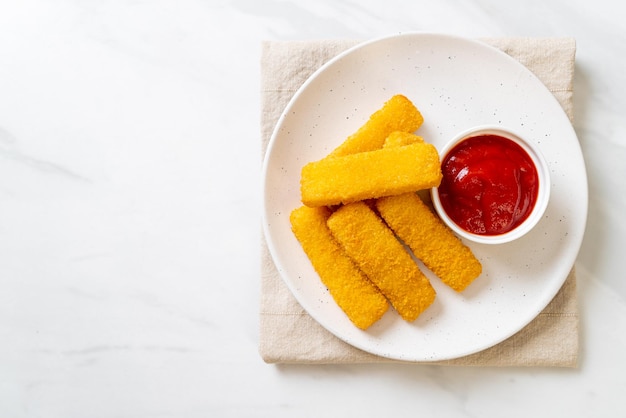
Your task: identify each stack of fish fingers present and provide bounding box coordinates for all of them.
[290,95,482,329]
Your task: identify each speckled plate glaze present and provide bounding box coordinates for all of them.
[262,33,587,361]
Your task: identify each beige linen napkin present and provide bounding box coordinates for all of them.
[260,38,579,366]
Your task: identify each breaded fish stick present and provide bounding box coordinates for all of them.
[329,95,424,157]
[327,202,436,322]
[301,142,442,207]
[290,205,388,329]
[376,193,482,292]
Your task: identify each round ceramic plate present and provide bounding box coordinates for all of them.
[262,33,587,362]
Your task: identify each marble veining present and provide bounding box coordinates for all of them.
[1,0,625,417]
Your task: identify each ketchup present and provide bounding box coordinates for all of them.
[437,134,539,236]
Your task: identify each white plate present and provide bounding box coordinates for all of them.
[262,33,587,362]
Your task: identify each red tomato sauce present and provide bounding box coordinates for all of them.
[437,134,539,236]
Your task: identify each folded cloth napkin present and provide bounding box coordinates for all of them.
[259,37,579,366]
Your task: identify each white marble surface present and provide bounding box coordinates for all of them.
[1,0,624,416]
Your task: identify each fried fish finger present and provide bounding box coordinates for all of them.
[329,94,424,157]
[326,202,436,322]
[376,192,482,292]
[290,205,389,329]
[301,142,442,207]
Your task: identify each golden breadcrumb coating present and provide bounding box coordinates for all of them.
[301,142,442,207]
[376,193,482,292]
[327,202,436,322]
[290,205,388,329]
[329,94,424,157]
[383,131,424,148]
